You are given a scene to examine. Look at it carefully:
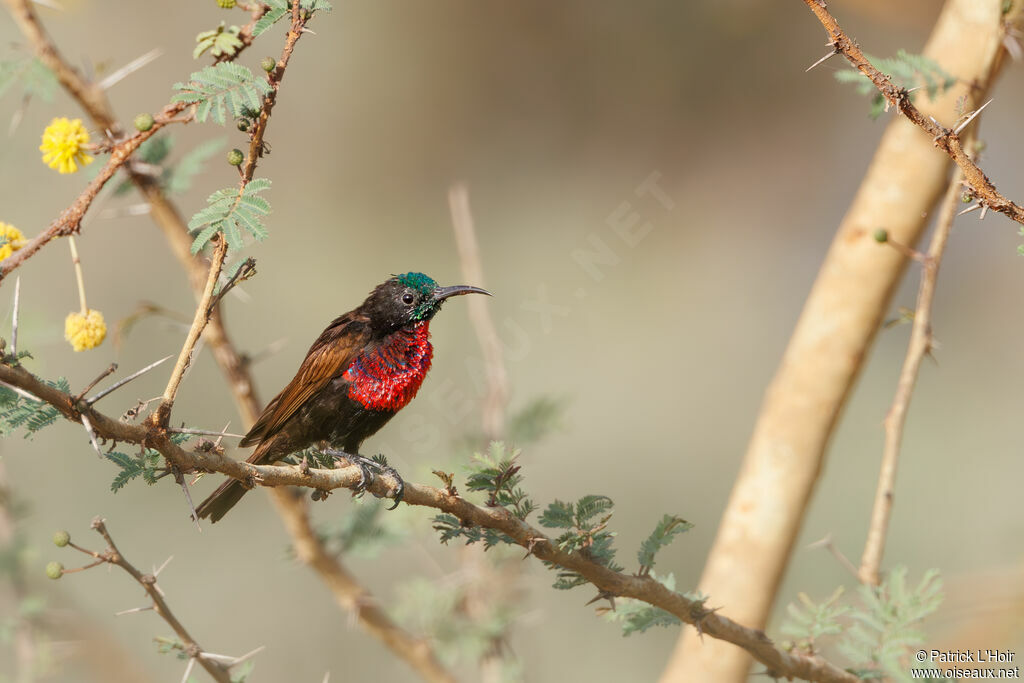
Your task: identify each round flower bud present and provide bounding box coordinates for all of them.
[53,530,71,547]
[873,229,888,244]
[65,310,107,351]
[45,561,64,580]
[133,113,155,132]
[217,0,236,8]
[236,119,250,132]
[261,57,277,73]
[227,148,244,166]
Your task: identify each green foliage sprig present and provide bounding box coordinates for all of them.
[188,178,272,253]
[603,572,685,636]
[0,56,56,102]
[637,514,692,576]
[0,378,68,437]
[194,23,244,60]
[171,62,272,125]
[254,0,333,37]
[105,433,191,492]
[782,567,944,682]
[538,495,621,589]
[834,50,955,119]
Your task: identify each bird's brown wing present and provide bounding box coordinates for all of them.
[240,313,371,447]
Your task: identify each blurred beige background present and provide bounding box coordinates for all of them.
[2,1,1024,681]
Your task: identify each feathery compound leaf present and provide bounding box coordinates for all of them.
[188,178,272,253]
[252,0,289,37]
[838,566,944,680]
[0,378,68,438]
[637,514,692,573]
[834,50,956,120]
[194,23,244,60]
[781,587,849,646]
[604,573,683,636]
[165,137,226,195]
[171,63,271,125]
[0,57,57,102]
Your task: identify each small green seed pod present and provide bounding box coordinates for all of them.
[133,113,155,132]
[873,228,888,244]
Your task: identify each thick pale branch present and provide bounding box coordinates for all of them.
[0,360,855,683]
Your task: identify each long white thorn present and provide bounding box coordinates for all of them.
[180,657,196,683]
[11,277,21,356]
[115,605,154,616]
[953,98,993,136]
[87,354,174,405]
[80,414,104,458]
[97,48,163,91]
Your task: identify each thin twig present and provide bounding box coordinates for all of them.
[68,236,87,314]
[448,183,507,439]
[859,167,964,585]
[87,354,174,405]
[153,237,228,427]
[73,363,117,403]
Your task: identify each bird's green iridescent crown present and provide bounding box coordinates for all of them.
[395,272,437,296]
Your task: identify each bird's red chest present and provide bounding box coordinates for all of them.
[342,321,433,411]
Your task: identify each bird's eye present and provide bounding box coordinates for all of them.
[402,292,415,305]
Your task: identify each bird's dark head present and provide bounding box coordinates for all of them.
[362,272,490,334]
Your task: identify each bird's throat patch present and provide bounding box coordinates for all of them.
[343,321,433,411]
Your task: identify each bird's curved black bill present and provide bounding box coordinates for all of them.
[434,285,492,301]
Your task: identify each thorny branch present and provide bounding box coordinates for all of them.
[59,517,233,683]
[801,0,1024,226]
[0,360,857,683]
[859,164,966,586]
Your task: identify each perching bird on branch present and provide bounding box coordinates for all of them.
[195,272,490,522]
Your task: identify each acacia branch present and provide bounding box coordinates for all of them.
[802,0,1024,225]
[0,360,856,683]
[859,166,964,585]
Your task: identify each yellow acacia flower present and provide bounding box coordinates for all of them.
[39,117,93,174]
[65,309,106,351]
[0,223,26,261]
